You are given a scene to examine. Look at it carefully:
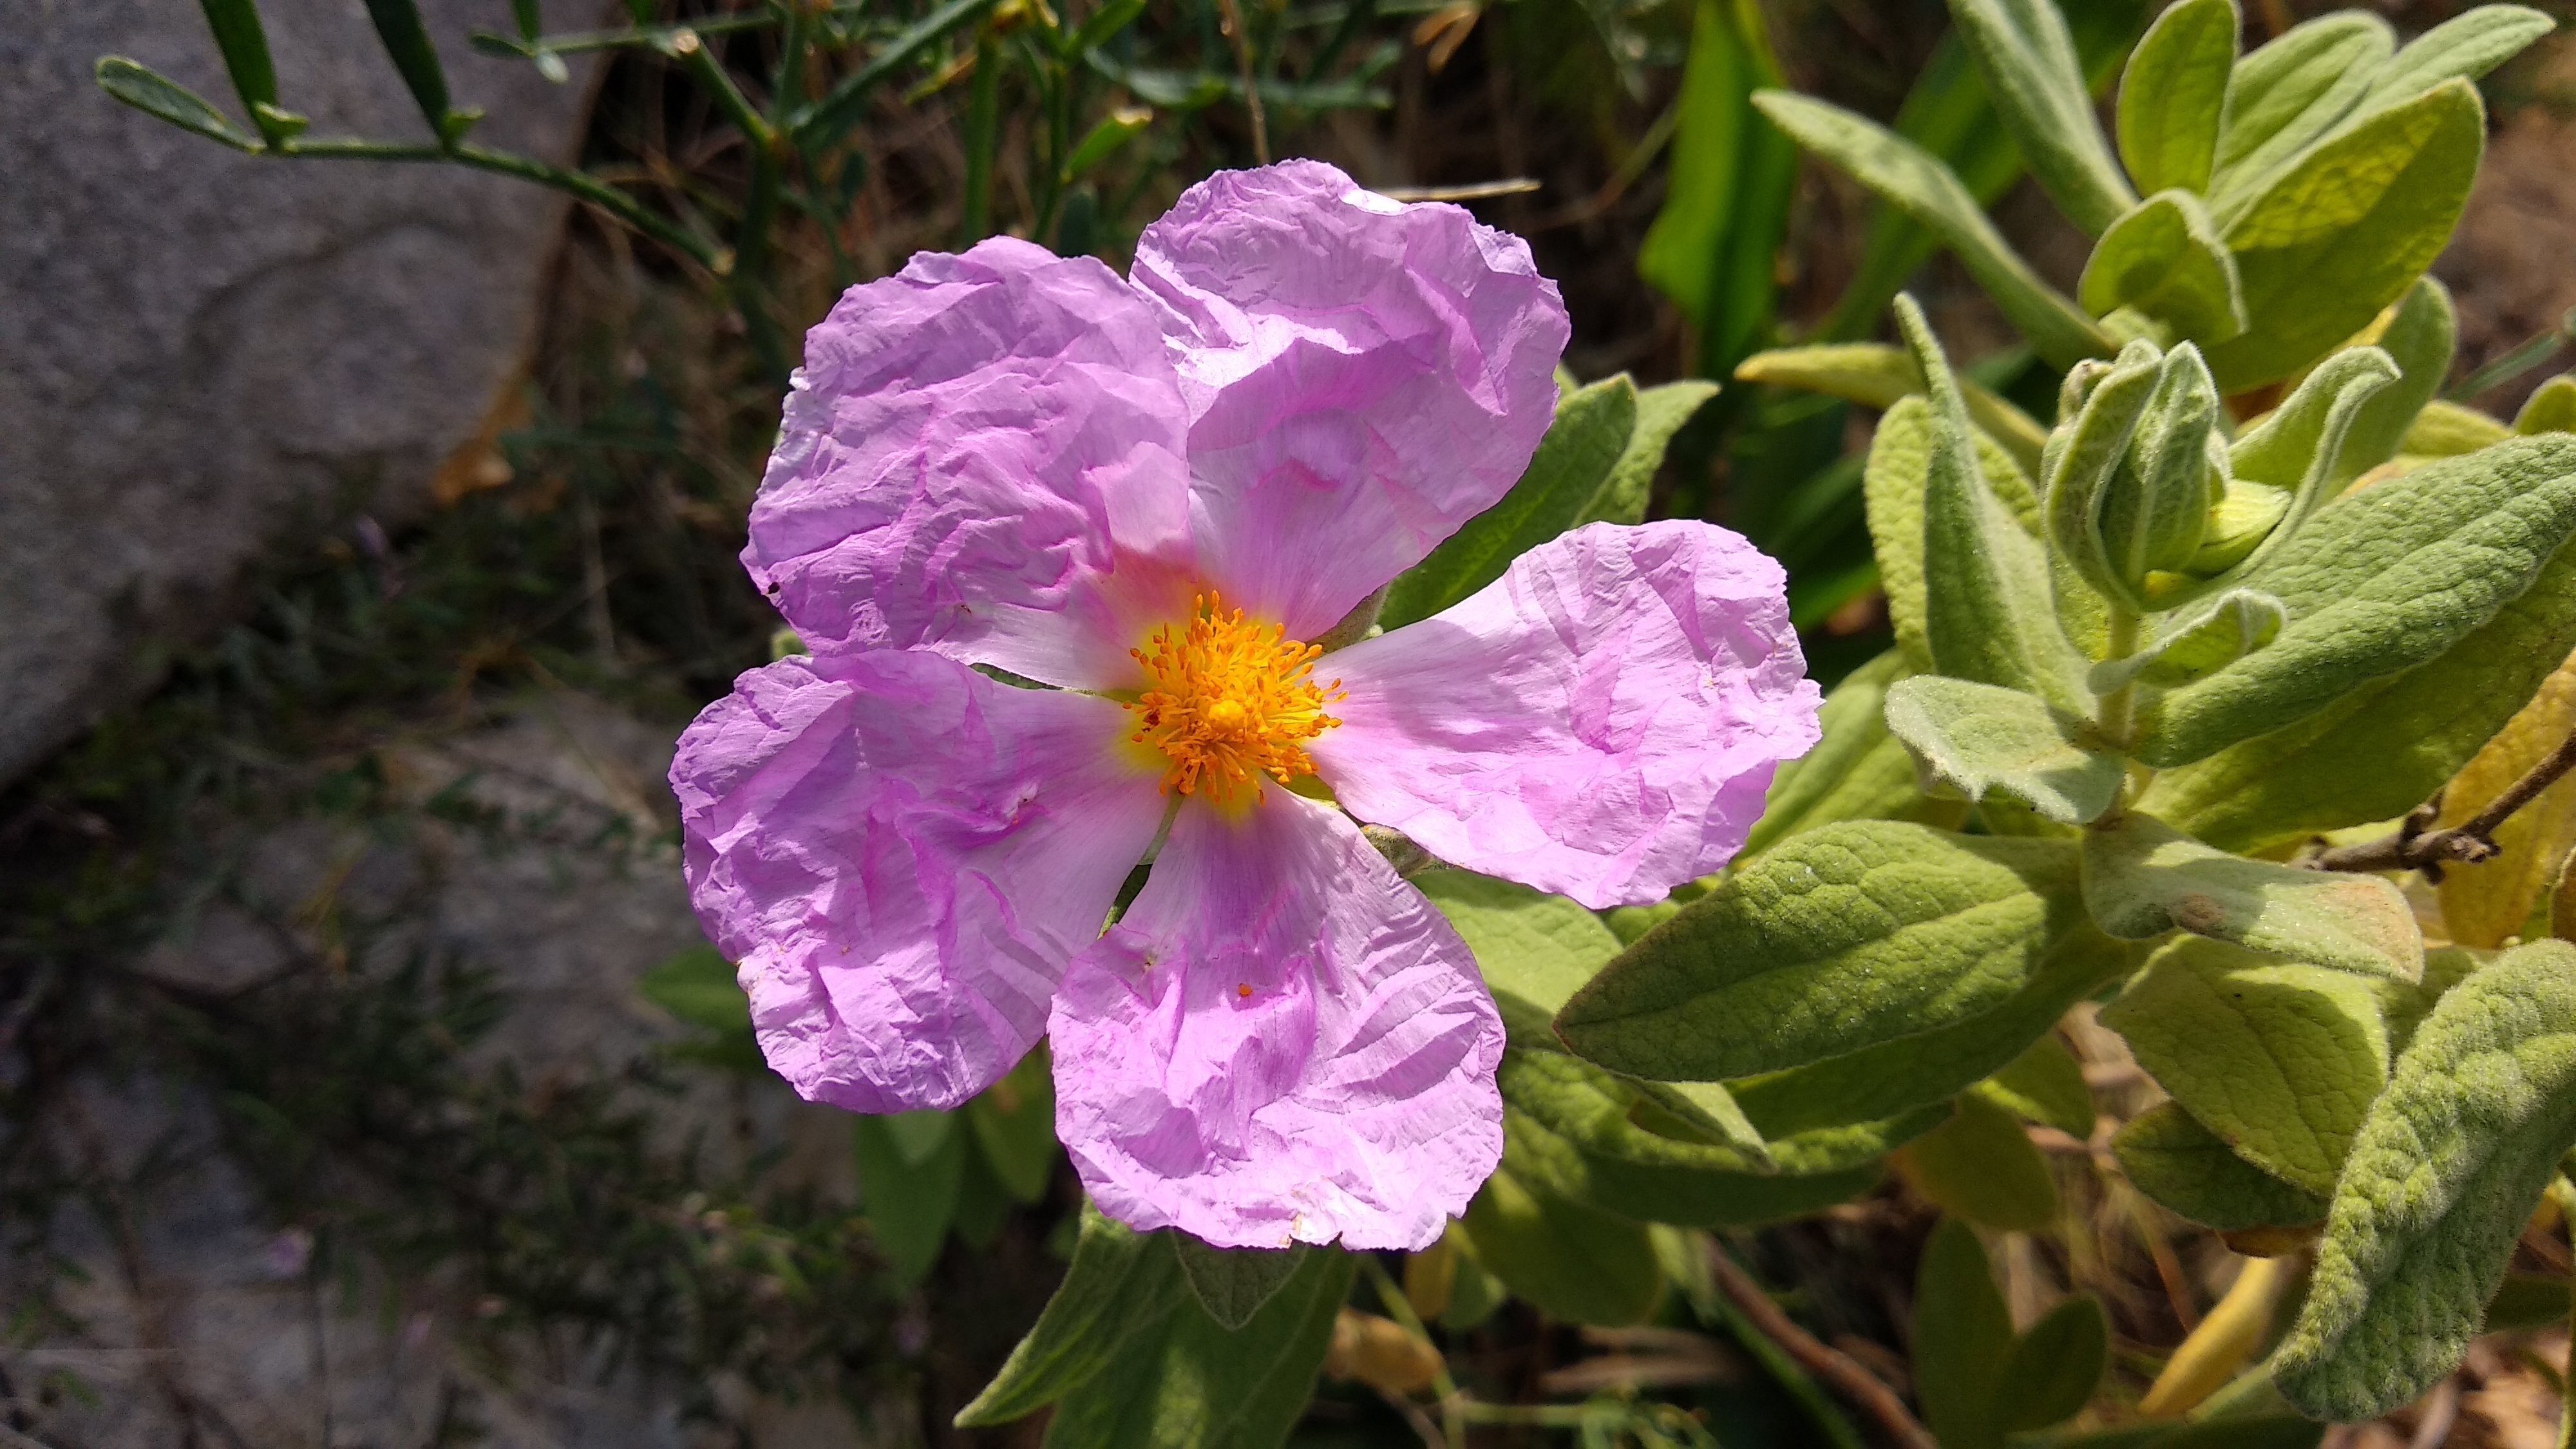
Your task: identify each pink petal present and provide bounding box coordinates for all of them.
[671,650,1167,1112]
[746,237,1198,688]
[1050,793,1505,1250]
[1310,521,1823,910]
[1131,160,1571,639]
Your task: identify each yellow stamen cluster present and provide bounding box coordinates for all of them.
[1125,594,1343,808]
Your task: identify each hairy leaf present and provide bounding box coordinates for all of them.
[2116,0,2237,196]
[2205,80,2486,392]
[2080,192,2246,343]
[1975,1034,2096,1137]
[2275,940,2576,1419]
[2081,812,2423,980]
[2437,651,2576,949]
[1915,1219,2016,1449]
[2112,1101,2327,1233]
[2405,399,2517,457]
[1734,343,2049,474]
[2003,1296,2112,1432]
[1753,92,2114,367]
[1945,0,2137,234]
[2350,5,2555,118]
[1893,1092,2061,1231]
[1582,381,1721,526]
[2337,278,2458,480]
[2221,346,2400,543]
[2090,590,2286,694]
[1417,868,1620,1045]
[1173,1237,1308,1332]
[958,1204,1186,1426]
[2099,939,2390,1194]
[1745,650,1965,858]
[1499,1049,1770,1178]
[1501,1094,1880,1227]
[2519,377,2576,438]
[2140,433,2576,768]
[2208,14,2393,203]
[1884,676,2124,824]
[1866,397,2049,671]
[1556,822,2081,1081]
[1461,1134,1662,1326]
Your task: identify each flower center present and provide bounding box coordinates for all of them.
[1124,594,1343,808]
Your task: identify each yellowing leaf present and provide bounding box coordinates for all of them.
[2438,649,2576,947]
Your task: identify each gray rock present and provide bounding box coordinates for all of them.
[0,0,600,786]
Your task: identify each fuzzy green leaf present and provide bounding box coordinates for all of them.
[2220,345,2401,545]
[1944,0,2137,234]
[1743,650,1967,859]
[1975,1034,2096,1137]
[2405,399,2517,457]
[1173,1237,1308,1332]
[1582,381,1721,526]
[1753,92,2114,367]
[2275,940,2576,1420]
[2116,0,2237,196]
[1556,822,2081,1082]
[1499,1099,1879,1230]
[2080,192,2247,343]
[1866,397,2049,672]
[2002,1296,2112,1432]
[2518,376,2576,437]
[1383,377,1639,628]
[1734,343,2049,476]
[2204,80,2487,392]
[1040,1240,1353,1447]
[2088,589,2286,694]
[2080,812,2423,981]
[1895,1092,2061,1231]
[1883,676,2124,824]
[2139,525,2576,851]
[1914,1219,2016,1449]
[2350,5,2555,118]
[2337,277,2458,479]
[2208,14,2392,204]
[2098,938,2389,1195]
[1417,868,1620,1046]
[1461,1135,1662,1326]
[2139,433,2576,768]
[958,1205,1185,1426]
[1899,296,2091,707]
[2112,1101,2327,1234]
[1498,1048,1771,1179]
[2044,341,2168,610]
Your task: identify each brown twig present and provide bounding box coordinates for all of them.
[1704,1244,1937,1449]
[2313,732,2576,875]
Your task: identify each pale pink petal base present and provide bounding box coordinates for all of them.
[1130,161,1571,639]
[1050,793,1505,1250]
[672,651,1167,1112]
[1311,521,1824,910]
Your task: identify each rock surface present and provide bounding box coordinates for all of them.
[0,0,597,786]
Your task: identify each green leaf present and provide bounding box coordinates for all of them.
[2337,278,2458,479]
[2482,1273,2572,1333]
[2139,524,2576,851]
[1416,868,1619,1046]
[855,1113,966,1286]
[2116,0,2237,196]
[2043,341,2170,611]
[1728,922,2131,1150]
[965,1048,1057,1205]
[1745,650,1967,858]
[1557,822,2081,1082]
[1381,377,1638,629]
[2139,433,2576,768]
[1974,1034,2096,1137]
[1944,0,2137,234]
[2209,344,2400,566]
[957,1204,1184,1426]
[2405,399,2517,457]
[1173,1236,1309,1332]
[2098,938,2390,1194]
[93,57,261,151]
[2088,590,2285,694]
[1583,381,1721,527]
[1041,1242,1353,1447]
[1499,1048,1771,1177]
[1753,91,2114,368]
[1499,1091,1879,1227]
[2111,1101,2327,1234]
[194,0,283,126]
[2204,80,2487,393]
[1866,397,2050,672]
[2001,1296,2112,1432]
[1882,676,2124,825]
[1898,296,2089,708]
[1735,343,2048,477]
[2518,376,2576,437]
[2079,812,2422,981]
[2079,193,2247,344]
[2208,13,2393,203]
[362,0,469,144]
[1638,0,1795,384]
[1062,106,1153,182]
[637,943,764,1071]
[1913,1218,2015,1449]
[1461,1135,1662,1326]
[2349,5,2555,118]
[2274,940,2576,1420]
[1894,1092,2060,1231]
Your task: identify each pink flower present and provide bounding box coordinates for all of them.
[670,160,1822,1250]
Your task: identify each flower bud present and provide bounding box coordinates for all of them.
[2045,341,2228,612]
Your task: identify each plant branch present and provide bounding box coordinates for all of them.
[2313,731,2576,875]
[1704,1244,1935,1449]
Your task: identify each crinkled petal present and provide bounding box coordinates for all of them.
[672,650,1166,1112]
[1309,520,1823,909]
[1050,793,1504,1250]
[747,236,1198,687]
[1130,160,1571,639]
